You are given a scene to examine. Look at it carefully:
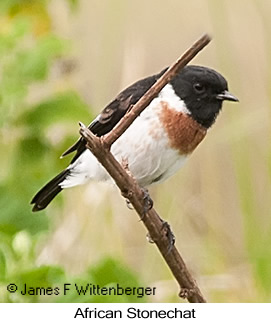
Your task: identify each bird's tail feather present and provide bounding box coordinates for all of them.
[31,169,70,212]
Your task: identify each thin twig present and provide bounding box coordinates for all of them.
[80,34,211,303]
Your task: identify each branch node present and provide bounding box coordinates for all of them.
[179,288,197,300]
[121,157,132,176]
[79,121,87,128]
[121,188,133,200]
[146,232,155,244]
[100,136,111,151]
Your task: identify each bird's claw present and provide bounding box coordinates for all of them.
[140,188,153,220]
[161,220,175,252]
[146,219,175,251]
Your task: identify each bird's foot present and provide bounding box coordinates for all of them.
[140,188,153,220]
[160,220,175,253]
[145,218,175,252]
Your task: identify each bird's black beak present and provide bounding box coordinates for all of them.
[216,90,239,102]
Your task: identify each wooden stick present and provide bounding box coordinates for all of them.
[80,34,211,302]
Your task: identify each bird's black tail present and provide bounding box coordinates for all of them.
[31,169,70,212]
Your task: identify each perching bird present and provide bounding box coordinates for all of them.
[31,65,238,212]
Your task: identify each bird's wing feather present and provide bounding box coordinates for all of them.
[62,68,167,163]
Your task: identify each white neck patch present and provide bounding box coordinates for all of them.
[159,84,191,115]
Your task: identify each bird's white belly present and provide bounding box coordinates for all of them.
[111,115,187,186]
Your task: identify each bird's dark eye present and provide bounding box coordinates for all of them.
[193,83,205,93]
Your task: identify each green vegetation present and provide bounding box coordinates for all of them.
[0,1,148,303]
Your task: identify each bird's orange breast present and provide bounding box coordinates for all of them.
[159,101,207,154]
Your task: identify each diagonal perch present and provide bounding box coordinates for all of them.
[79,34,211,303]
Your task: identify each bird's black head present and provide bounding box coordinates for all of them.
[170,65,238,128]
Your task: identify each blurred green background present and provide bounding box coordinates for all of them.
[0,0,271,302]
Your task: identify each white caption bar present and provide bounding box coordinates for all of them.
[0,303,270,322]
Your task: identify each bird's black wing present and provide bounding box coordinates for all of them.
[62,68,167,163]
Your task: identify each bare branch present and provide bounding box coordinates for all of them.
[80,34,211,303]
